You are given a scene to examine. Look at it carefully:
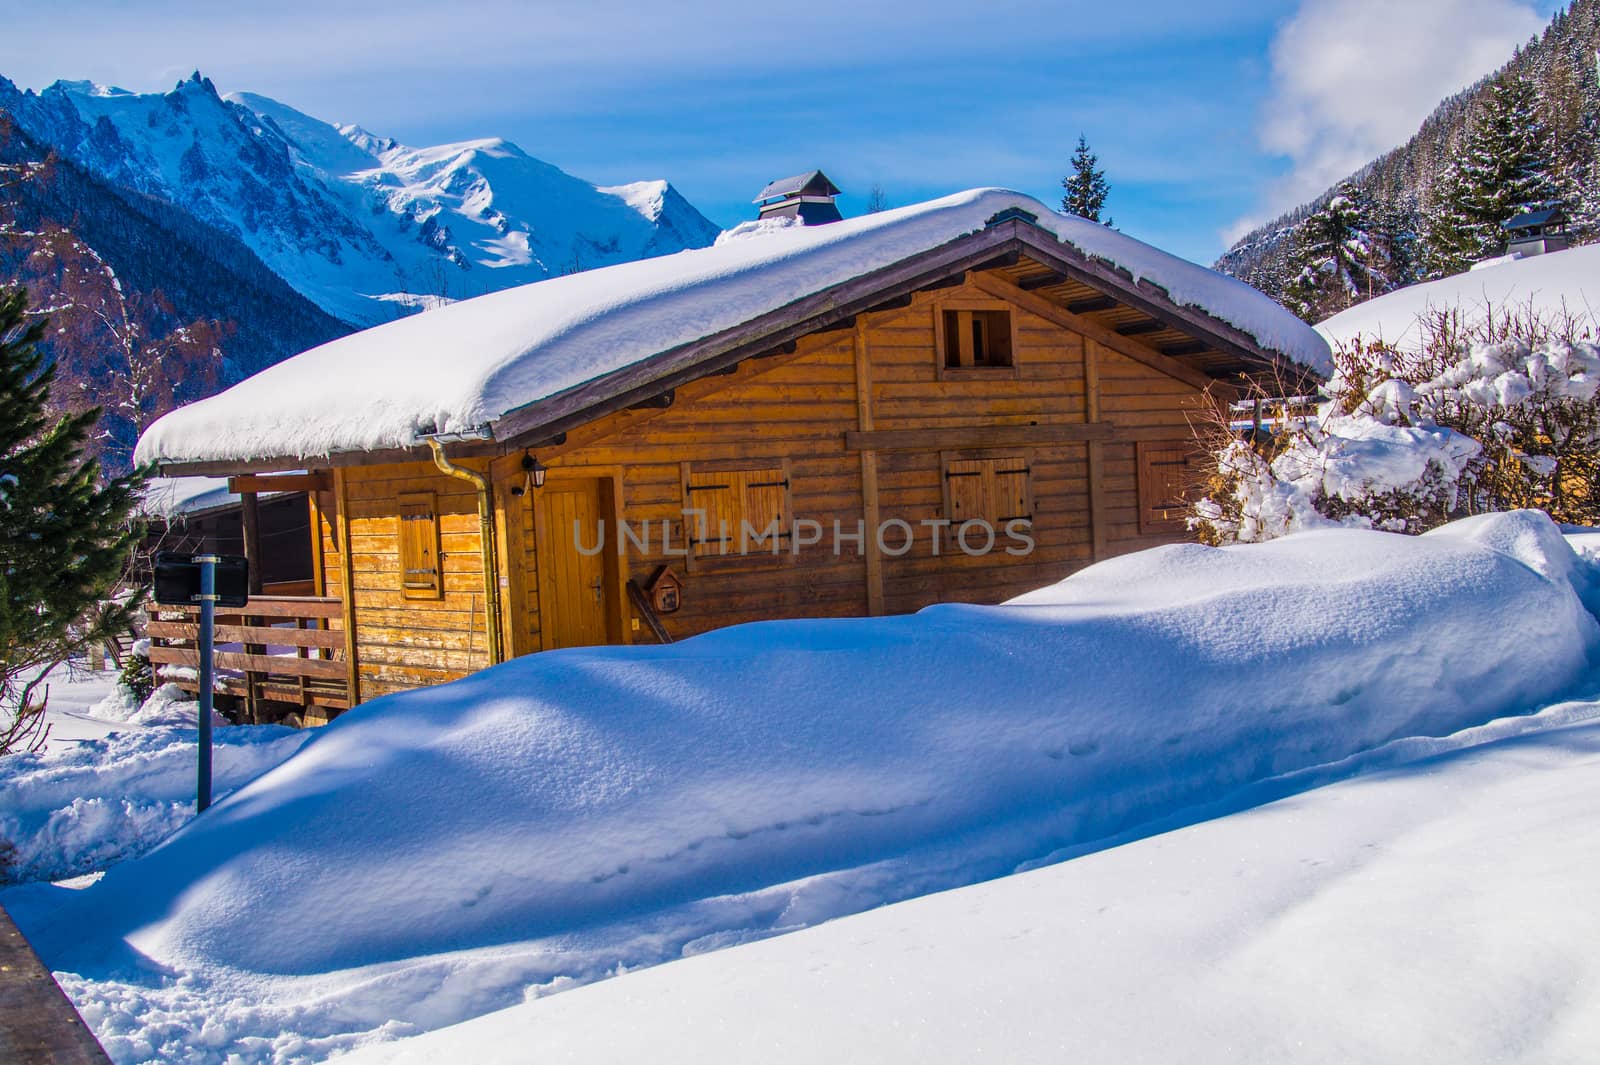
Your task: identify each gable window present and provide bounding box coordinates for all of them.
[397,491,443,599]
[682,463,791,559]
[942,454,1033,528]
[938,307,1014,370]
[1137,441,1200,534]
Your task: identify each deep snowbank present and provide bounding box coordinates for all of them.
[341,698,1600,1065]
[8,511,1598,1063]
[0,715,306,885]
[1317,241,1600,350]
[20,513,1597,974]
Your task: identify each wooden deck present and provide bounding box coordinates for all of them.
[147,595,350,723]
[0,903,111,1064]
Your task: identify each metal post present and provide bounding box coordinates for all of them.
[196,554,217,813]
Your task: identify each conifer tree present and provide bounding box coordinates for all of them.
[1283,183,1393,322]
[1425,75,1560,277]
[1061,135,1111,224]
[0,286,147,754]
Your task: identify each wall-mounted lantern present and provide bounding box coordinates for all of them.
[513,451,549,496]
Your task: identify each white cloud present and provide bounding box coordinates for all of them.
[1226,0,1545,244]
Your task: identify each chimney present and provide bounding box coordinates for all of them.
[753,170,843,225]
[1499,205,1569,259]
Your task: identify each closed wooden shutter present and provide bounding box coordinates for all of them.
[685,469,737,557]
[742,467,789,550]
[944,456,1031,526]
[991,460,1033,523]
[945,458,991,525]
[398,491,443,598]
[1137,441,1197,533]
[685,464,791,558]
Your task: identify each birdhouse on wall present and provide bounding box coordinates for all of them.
[648,566,684,614]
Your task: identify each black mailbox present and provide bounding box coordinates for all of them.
[152,552,251,608]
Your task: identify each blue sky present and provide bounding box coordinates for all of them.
[6,0,1563,264]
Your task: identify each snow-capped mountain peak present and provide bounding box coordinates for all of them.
[2,74,721,326]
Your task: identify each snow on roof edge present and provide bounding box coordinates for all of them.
[137,475,300,521]
[136,189,1328,468]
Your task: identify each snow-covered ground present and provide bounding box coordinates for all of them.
[340,694,1600,1065]
[3,510,1597,1064]
[1,669,308,885]
[1318,242,1600,350]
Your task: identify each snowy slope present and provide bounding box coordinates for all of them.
[342,702,1600,1065]
[4,511,1595,1064]
[135,188,1331,466]
[0,74,720,327]
[1318,242,1600,350]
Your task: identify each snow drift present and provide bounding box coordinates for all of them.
[340,700,1600,1065]
[0,719,305,885]
[1317,241,1600,351]
[15,512,1597,1015]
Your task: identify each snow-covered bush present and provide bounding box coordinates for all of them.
[1194,305,1600,543]
[117,637,154,705]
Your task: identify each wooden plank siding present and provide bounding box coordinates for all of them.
[337,461,499,698]
[316,265,1221,700]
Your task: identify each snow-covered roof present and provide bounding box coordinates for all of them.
[754,170,839,203]
[1317,242,1600,351]
[136,189,1330,469]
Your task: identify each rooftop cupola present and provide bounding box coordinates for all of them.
[754,170,843,225]
[1500,206,1569,258]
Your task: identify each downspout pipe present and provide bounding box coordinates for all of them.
[425,438,505,666]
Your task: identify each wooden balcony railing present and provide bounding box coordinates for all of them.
[146,595,349,721]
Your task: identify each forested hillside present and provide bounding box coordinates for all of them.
[1217,0,1600,321]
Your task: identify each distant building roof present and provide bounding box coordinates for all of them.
[1502,207,1567,232]
[754,170,841,204]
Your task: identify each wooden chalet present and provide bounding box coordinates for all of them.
[136,188,1327,723]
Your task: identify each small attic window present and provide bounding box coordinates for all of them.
[940,308,1014,369]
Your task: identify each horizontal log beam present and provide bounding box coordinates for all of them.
[165,675,351,710]
[1017,272,1066,291]
[1066,295,1117,315]
[152,596,343,620]
[845,422,1116,452]
[1159,340,1210,357]
[227,472,331,494]
[149,645,347,681]
[1115,319,1165,336]
[146,620,345,649]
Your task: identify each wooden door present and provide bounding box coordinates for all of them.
[535,478,613,649]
